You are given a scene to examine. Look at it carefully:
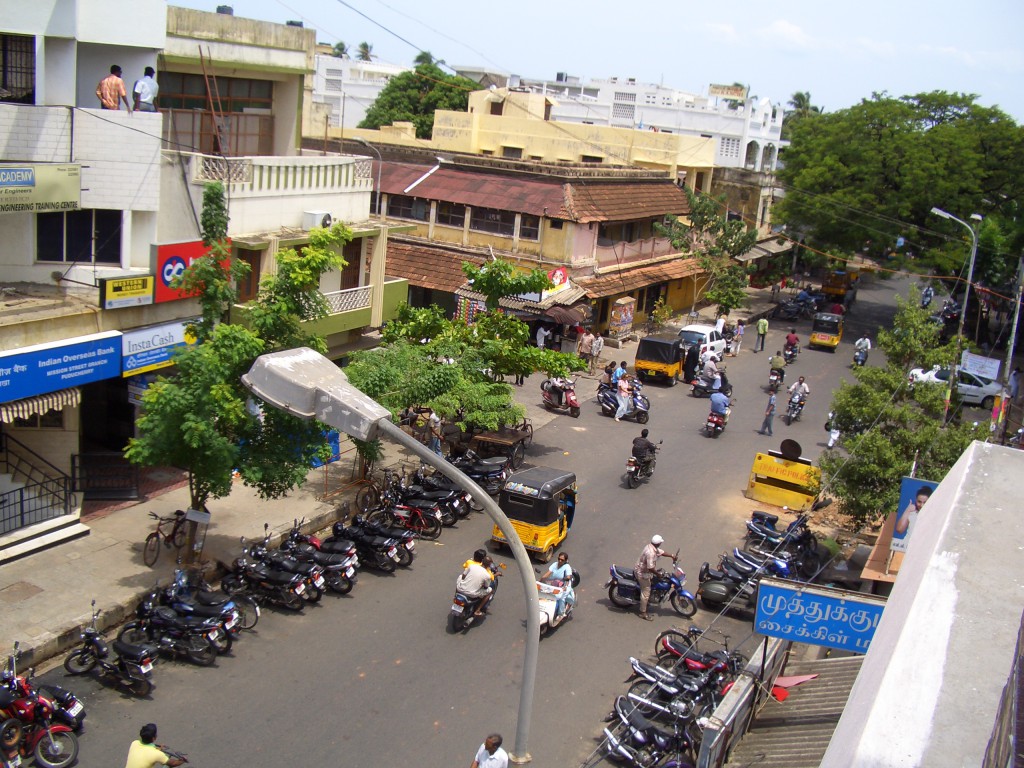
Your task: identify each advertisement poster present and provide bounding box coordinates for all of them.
[153,240,227,303]
[0,331,122,402]
[890,476,940,553]
[99,275,155,309]
[608,296,635,338]
[121,320,197,377]
[0,164,80,215]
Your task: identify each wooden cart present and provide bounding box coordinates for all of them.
[468,420,534,470]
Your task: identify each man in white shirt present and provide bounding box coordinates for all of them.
[470,734,508,768]
[457,556,494,616]
[133,67,159,112]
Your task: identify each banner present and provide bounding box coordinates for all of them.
[0,164,80,215]
[708,84,748,101]
[153,240,229,303]
[0,331,122,403]
[890,476,939,553]
[99,275,154,309]
[121,319,197,376]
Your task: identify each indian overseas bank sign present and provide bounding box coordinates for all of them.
[122,320,197,376]
[0,331,122,403]
[0,164,80,215]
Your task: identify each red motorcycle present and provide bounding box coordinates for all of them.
[705,409,728,438]
[0,664,79,768]
[540,376,581,418]
[2,644,85,733]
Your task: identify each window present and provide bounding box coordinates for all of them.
[37,210,121,264]
[160,73,273,112]
[0,34,34,104]
[11,409,64,430]
[436,202,466,228]
[549,220,564,230]
[502,146,523,160]
[469,207,516,237]
[235,248,262,303]
[386,195,429,222]
[325,79,342,92]
[520,214,540,241]
[581,155,603,164]
[614,92,636,103]
[490,100,503,116]
[160,73,275,155]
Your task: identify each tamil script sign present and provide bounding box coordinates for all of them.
[755,578,887,654]
[0,164,80,215]
[0,331,122,402]
[122,320,197,376]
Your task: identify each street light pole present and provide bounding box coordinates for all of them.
[930,207,981,423]
[241,348,540,763]
[351,136,383,218]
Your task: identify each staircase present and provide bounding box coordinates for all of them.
[0,433,89,563]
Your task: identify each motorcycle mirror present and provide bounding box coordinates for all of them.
[90,598,96,608]
[12,641,18,651]
[658,440,664,444]
[264,522,269,533]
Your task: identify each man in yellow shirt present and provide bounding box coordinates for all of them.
[125,723,184,768]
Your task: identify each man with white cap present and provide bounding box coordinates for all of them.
[633,534,677,621]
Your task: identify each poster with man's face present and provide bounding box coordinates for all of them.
[890,476,940,553]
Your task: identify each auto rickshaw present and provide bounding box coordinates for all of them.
[634,334,685,386]
[491,467,577,563]
[809,312,844,351]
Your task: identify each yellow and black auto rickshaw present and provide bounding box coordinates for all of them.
[634,334,686,386]
[491,467,577,563]
[809,312,844,351]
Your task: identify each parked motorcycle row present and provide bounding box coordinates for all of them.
[600,625,750,767]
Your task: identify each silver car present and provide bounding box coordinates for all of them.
[908,366,1001,409]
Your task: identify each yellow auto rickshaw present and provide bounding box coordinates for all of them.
[634,334,686,386]
[491,467,577,563]
[809,312,844,351]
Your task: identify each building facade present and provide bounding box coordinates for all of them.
[310,50,409,131]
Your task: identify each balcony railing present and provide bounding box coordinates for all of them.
[595,237,678,270]
[182,152,373,198]
[324,285,371,314]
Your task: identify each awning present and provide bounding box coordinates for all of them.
[576,257,703,299]
[544,303,592,325]
[0,388,81,423]
[736,237,794,263]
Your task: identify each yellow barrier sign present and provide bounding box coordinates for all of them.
[747,451,820,510]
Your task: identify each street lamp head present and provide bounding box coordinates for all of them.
[351,136,371,147]
[930,206,951,219]
[970,213,983,222]
[241,347,391,441]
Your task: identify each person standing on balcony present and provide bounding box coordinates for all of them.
[133,67,159,112]
[96,65,131,112]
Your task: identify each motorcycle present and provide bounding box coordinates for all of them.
[605,557,698,618]
[349,515,415,567]
[249,527,326,603]
[626,442,661,489]
[541,376,581,418]
[62,601,156,696]
[0,671,79,768]
[450,561,503,631]
[767,367,783,392]
[118,590,221,666]
[599,379,651,424]
[604,694,698,767]
[690,369,732,398]
[329,522,403,573]
[444,450,512,496]
[390,472,469,525]
[410,465,481,513]
[785,391,806,424]
[603,722,695,768]
[783,344,799,364]
[164,567,259,633]
[853,347,868,367]
[744,511,823,577]
[704,408,729,438]
[220,539,308,611]
[695,561,757,610]
[2,644,85,733]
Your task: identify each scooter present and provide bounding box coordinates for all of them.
[599,379,651,423]
[704,408,729,438]
[783,344,799,364]
[767,367,783,392]
[540,376,581,418]
[695,562,757,610]
[536,572,577,636]
[62,601,156,697]
[626,442,661,488]
[605,555,697,618]
[690,369,732,398]
[853,347,868,367]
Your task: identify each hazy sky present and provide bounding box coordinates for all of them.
[176,0,1024,120]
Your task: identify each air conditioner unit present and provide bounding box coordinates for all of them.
[303,210,333,230]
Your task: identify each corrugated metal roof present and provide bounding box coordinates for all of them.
[377,162,690,223]
[575,257,703,298]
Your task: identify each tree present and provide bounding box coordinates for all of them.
[413,51,434,66]
[331,41,348,58]
[357,42,373,62]
[819,291,983,529]
[359,62,477,139]
[127,182,351,514]
[657,187,757,315]
[787,91,821,118]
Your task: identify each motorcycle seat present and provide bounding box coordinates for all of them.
[404,487,452,501]
[403,497,440,509]
[321,537,356,553]
[309,551,348,567]
[751,511,779,527]
[113,639,155,662]
[250,565,299,585]
[611,565,637,582]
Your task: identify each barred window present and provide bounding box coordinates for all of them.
[37,210,121,265]
[386,194,429,222]
[469,207,516,236]
[0,33,35,104]
[436,202,466,227]
[520,214,540,241]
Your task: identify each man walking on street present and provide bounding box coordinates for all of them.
[577,328,595,373]
[470,734,508,768]
[634,534,676,620]
[754,316,768,352]
[590,331,604,375]
[759,391,776,436]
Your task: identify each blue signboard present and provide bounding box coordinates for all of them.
[0,331,123,403]
[754,577,887,654]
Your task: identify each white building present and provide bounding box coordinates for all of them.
[311,52,410,130]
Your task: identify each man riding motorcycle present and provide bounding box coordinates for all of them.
[631,428,657,470]
[710,390,730,416]
[699,354,722,391]
[854,334,872,363]
[457,555,496,617]
[788,376,810,402]
[768,350,787,384]
[785,328,800,352]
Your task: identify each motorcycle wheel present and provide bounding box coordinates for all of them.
[601,405,614,417]
[33,729,79,768]
[654,629,699,659]
[417,515,442,541]
[626,471,639,489]
[671,372,679,387]
[671,592,698,618]
[234,595,260,630]
[450,612,468,632]
[62,649,96,675]
[608,584,634,609]
[395,546,414,567]
[365,509,392,526]
[712,429,720,439]
[439,508,457,527]
[209,628,233,653]
[328,574,354,595]
[117,624,149,645]
[569,406,580,418]
[636,410,649,424]
[280,592,305,611]
[466,494,484,513]
[186,636,217,667]
[127,676,153,697]
[1,718,22,750]
[700,594,724,610]
[303,585,323,603]
[510,442,526,470]
[375,553,398,573]
[142,532,161,567]
[220,575,245,596]
[626,681,663,718]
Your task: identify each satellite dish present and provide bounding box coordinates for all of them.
[321,213,333,229]
[779,439,802,461]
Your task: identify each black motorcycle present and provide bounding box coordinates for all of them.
[248,527,326,603]
[690,369,732,398]
[784,391,806,424]
[163,567,259,633]
[350,515,416,567]
[328,522,402,573]
[62,601,156,696]
[118,590,220,666]
[626,443,660,489]
[221,539,308,611]
[443,450,512,496]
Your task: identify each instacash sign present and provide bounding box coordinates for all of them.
[122,320,197,376]
[0,331,122,402]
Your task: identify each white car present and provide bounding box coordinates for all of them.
[908,366,1001,409]
[678,324,727,359]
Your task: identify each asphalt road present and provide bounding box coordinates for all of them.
[41,277,905,768]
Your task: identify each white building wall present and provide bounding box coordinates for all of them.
[0,107,73,163]
[73,110,162,212]
[312,55,410,129]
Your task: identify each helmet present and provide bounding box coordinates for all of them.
[651,534,664,546]
[332,521,348,538]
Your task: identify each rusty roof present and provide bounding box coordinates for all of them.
[385,239,484,293]
[575,257,703,298]
[377,162,689,223]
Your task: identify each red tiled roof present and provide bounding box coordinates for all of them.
[575,257,703,298]
[385,239,484,293]
[377,162,689,223]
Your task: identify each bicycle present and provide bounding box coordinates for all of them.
[143,510,189,567]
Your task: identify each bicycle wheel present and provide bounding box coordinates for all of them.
[417,514,442,541]
[142,532,161,567]
[171,519,188,549]
[521,422,534,448]
[356,484,380,514]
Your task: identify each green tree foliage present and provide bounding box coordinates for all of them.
[781,91,823,140]
[413,51,435,66]
[820,291,983,528]
[776,91,1024,277]
[332,41,348,58]
[657,187,757,315]
[359,63,477,139]
[357,42,373,61]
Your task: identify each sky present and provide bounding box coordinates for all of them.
[175,0,1024,121]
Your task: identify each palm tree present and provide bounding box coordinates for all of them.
[357,42,373,62]
[788,91,822,118]
[413,51,435,67]
[332,41,348,58]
